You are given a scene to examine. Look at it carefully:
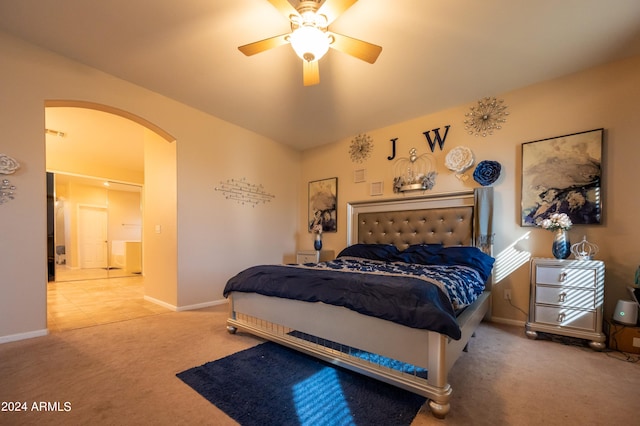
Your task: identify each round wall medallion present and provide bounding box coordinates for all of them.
[349,133,373,163]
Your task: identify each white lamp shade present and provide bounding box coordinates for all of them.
[289,26,330,62]
[613,299,638,325]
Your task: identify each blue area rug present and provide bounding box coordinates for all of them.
[177,341,426,426]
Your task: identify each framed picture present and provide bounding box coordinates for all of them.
[308,177,338,233]
[521,128,603,226]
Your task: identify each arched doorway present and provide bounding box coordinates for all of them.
[45,101,176,331]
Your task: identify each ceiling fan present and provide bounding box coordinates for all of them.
[238,0,382,86]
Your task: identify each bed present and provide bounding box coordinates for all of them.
[224,188,494,418]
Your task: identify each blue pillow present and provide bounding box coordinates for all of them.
[336,244,400,262]
[397,245,494,282]
[438,246,495,282]
[403,244,444,254]
[395,244,443,264]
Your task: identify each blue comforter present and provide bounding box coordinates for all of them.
[223,258,488,340]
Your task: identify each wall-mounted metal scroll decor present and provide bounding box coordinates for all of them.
[215,177,275,207]
[0,154,20,204]
[0,178,17,204]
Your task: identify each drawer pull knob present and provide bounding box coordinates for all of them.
[559,272,567,282]
[557,313,565,323]
[558,292,567,303]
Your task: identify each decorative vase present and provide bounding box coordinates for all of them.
[314,233,323,251]
[552,229,571,259]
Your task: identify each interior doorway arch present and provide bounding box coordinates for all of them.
[45,100,177,330]
[45,100,175,143]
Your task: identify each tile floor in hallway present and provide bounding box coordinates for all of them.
[47,275,171,332]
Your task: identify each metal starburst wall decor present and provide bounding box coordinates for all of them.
[464,97,509,137]
[349,133,374,163]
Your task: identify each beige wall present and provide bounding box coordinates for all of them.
[0,31,300,342]
[143,129,177,306]
[299,54,640,324]
[1,26,638,342]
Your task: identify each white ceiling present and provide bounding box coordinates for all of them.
[2,0,640,151]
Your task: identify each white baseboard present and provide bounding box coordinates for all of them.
[0,328,48,345]
[143,295,178,311]
[175,299,228,312]
[143,296,228,312]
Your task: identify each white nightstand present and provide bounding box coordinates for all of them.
[296,250,334,264]
[525,257,606,350]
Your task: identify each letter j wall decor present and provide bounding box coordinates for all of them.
[521,128,603,227]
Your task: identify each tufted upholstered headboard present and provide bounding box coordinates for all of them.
[357,206,473,249]
[347,190,482,250]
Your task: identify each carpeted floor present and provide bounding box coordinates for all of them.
[1,304,638,425]
[178,341,426,425]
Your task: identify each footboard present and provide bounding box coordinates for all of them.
[226,290,490,419]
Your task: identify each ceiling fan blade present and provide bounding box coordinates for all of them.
[267,0,299,19]
[328,32,382,64]
[318,0,359,25]
[303,61,320,86]
[238,34,290,56]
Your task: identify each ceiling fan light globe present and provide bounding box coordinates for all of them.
[290,26,330,62]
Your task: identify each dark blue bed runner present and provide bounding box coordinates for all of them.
[223,262,462,339]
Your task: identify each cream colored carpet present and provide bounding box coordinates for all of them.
[1,305,637,425]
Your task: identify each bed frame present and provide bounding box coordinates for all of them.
[226,190,493,418]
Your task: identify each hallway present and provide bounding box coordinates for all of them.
[47,276,170,332]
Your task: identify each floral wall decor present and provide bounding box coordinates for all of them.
[463,97,509,137]
[0,154,20,175]
[444,146,474,180]
[473,160,502,186]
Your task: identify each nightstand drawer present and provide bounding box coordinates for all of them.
[296,250,334,264]
[297,252,319,263]
[534,306,596,331]
[535,266,596,288]
[535,286,597,310]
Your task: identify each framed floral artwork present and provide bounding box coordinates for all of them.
[308,177,337,233]
[521,128,603,227]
